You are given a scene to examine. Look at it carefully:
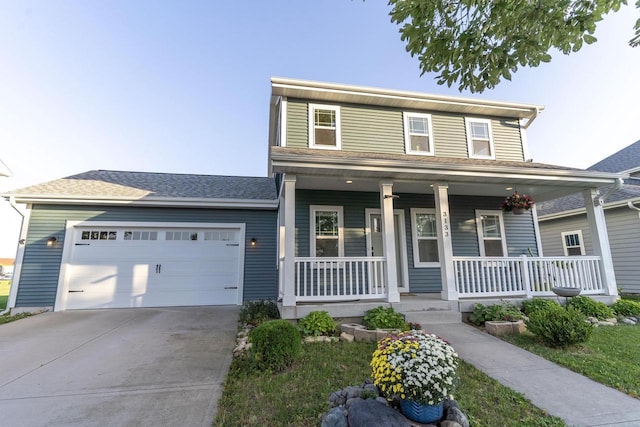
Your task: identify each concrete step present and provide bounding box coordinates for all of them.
[403,310,462,325]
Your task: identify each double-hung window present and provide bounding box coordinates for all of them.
[309,104,341,149]
[476,210,507,256]
[466,118,495,159]
[411,208,439,267]
[403,112,434,155]
[561,230,585,256]
[310,205,343,257]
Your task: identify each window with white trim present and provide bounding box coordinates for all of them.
[411,208,439,267]
[309,104,341,149]
[466,118,495,159]
[403,112,434,155]
[476,210,507,256]
[310,205,344,257]
[561,230,585,256]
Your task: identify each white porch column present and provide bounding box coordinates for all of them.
[434,183,458,301]
[282,175,297,307]
[583,188,617,296]
[380,180,400,303]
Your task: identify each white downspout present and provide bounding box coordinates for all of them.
[2,197,28,315]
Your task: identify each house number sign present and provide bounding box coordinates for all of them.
[441,210,450,238]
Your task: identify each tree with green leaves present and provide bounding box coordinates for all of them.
[389,0,640,93]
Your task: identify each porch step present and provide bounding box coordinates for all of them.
[402,310,462,325]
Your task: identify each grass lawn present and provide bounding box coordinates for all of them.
[215,341,565,427]
[503,326,640,399]
[621,294,640,302]
[0,280,10,310]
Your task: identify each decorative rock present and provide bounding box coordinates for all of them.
[511,320,527,333]
[440,421,462,427]
[363,383,379,395]
[376,328,399,340]
[622,317,637,325]
[321,406,348,427]
[586,317,598,324]
[340,323,362,335]
[443,398,459,411]
[329,390,347,407]
[344,385,364,399]
[485,321,518,336]
[353,326,376,342]
[445,406,470,427]
[347,398,410,427]
[605,318,618,324]
[597,321,616,326]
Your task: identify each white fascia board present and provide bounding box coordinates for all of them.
[538,197,640,221]
[3,195,278,210]
[270,154,623,186]
[271,77,543,120]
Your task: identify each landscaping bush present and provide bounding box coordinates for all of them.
[611,299,640,317]
[249,319,301,371]
[468,301,524,326]
[525,305,593,347]
[298,310,337,337]
[567,295,615,320]
[521,298,560,316]
[239,300,280,326]
[362,306,408,330]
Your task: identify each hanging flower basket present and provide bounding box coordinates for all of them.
[501,192,534,213]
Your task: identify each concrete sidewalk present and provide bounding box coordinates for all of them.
[426,323,640,427]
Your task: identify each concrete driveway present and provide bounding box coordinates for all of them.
[0,306,238,427]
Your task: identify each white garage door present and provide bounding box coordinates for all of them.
[58,223,244,310]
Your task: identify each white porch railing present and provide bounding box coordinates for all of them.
[453,256,604,298]
[294,257,387,302]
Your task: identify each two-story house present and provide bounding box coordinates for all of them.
[2,78,623,317]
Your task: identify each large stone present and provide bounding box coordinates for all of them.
[440,421,462,427]
[344,385,363,399]
[329,390,347,407]
[510,319,527,333]
[445,406,470,427]
[340,332,354,342]
[321,407,348,427]
[340,323,363,335]
[597,321,616,326]
[347,398,410,427]
[353,326,377,342]
[605,318,618,324]
[622,317,637,325]
[485,321,517,336]
[443,398,459,412]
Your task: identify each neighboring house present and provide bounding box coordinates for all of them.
[0,159,12,177]
[0,258,14,277]
[1,78,624,317]
[537,140,640,294]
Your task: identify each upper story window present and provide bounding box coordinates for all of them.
[410,208,439,267]
[466,118,495,159]
[561,230,585,256]
[403,112,434,155]
[476,210,507,256]
[310,205,344,257]
[309,104,341,150]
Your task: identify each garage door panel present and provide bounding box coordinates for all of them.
[62,225,243,309]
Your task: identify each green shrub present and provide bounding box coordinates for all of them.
[521,298,560,316]
[612,299,640,317]
[525,305,593,347]
[239,300,280,326]
[298,311,337,337]
[567,295,615,320]
[249,319,301,371]
[362,306,408,330]
[468,302,524,326]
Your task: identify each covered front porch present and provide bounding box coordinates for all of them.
[273,150,623,319]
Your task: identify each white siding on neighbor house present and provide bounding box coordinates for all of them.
[539,207,640,293]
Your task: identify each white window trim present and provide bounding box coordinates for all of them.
[561,230,585,256]
[475,210,508,257]
[465,117,495,160]
[308,103,341,150]
[403,112,434,156]
[310,205,344,257]
[410,208,440,268]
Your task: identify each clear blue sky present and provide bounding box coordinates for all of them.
[1,1,639,257]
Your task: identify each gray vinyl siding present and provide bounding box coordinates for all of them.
[492,119,524,161]
[16,205,278,307]
[293,191,540,293]
[285,99,525,162]
[539,207,640,293]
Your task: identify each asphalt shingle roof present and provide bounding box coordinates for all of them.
[537,139,640,216]
[6,170,277,201]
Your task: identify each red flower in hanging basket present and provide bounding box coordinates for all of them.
[501,192,534,212]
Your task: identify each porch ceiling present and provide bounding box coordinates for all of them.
[271,149,624,202]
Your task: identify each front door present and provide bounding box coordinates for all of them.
[366,210,409,293]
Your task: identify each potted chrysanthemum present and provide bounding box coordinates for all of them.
[370,330,459,423]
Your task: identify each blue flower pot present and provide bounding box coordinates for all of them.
[399,399,443,423]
